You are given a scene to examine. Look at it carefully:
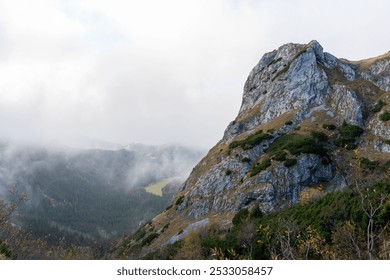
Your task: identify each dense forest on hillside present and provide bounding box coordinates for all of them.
[0,173,179,259]
[0,143,204,258]
[1,187,101,259]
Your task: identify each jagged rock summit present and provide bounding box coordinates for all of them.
[120,40,390,256]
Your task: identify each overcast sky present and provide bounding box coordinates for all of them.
[0,0,389,149]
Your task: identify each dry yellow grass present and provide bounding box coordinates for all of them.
[299,186,323,204]
[144,179,171,196]
[349,52,390,72]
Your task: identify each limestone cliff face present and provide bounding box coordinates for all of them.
[124,41,390,254]
[226,41,360,137]
[175,41,374,219]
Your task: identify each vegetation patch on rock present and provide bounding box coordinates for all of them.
[379,111,390,122]
[372,100,386,113]
[229,130,272,150]
[250,159,272,177]
[360,158,380,171]
[268,133,327,156]
[322,123,337,130]
[284,158,298,167]
[335,123,364,149]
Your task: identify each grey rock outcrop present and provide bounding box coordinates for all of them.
[224,40,364,141]
[164,218,209,245]
[362,58,390,91]
[328,85,363,126]
[231,41,329,135]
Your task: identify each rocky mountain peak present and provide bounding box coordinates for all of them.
[225,40,359,142]
[121,41,389,256]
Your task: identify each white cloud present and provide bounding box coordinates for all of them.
[0,0,389,148]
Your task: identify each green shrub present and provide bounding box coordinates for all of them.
[267,57,282,67]
[361,157,380,170]
[267,134,296,153]
[175,195,185,206]
[322,123,336,130]
[271,64,290,81]
[286,137,327,156]
[339,123,364,137]
[273,150,287,161]
[250,159,272,177]
[311,131,328,142]
[133,228,147,241]
[250,206,264,219]
[379,111,390,122]
[378,200,390,225]
[284,158,297,167]
[232,208,249,226]
[285,121,293,126]
[0,241,12,259]
[336,123,364,149]
[372,100,386,113]
[200,236,225,250]
[229,130,272,150]
[268,133,327,156]
[360,158,379,171]
[241,157,251,163]
[226,170,232,176]
[141,233,159,246]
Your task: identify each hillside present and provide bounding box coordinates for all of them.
[0,143,204,250]
[116,41,390,259]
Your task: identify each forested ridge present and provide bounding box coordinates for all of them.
[0,143,203,259]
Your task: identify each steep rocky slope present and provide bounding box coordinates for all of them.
[119,40,389,258]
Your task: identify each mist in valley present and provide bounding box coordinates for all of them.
[0,140,205,245]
